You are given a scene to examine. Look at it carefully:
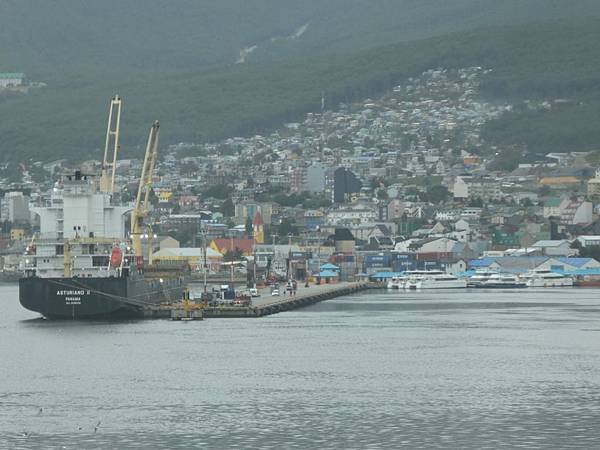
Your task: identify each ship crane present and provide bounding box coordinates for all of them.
[99,95,122,194]
[131,120,160,264]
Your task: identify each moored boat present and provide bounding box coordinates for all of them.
[466,269,498,288]
[386,275,406,289]
[523,269,573,288]
[19,172,188,319]
[404,270,467,289]
[480,273,526,289]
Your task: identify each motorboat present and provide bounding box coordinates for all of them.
[466,269,498,287]
[404,270,467,289]
[386,275,406,289]
[480,273,526,288]
[523,269,573,287]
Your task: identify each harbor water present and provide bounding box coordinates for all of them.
[2,284,600,449]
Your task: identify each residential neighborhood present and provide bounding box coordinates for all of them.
[2,67,600,285]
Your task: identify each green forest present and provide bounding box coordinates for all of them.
[2,0,598,83]
[0,9,599,162]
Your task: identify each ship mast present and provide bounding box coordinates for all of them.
[131,121,160,262]
[100,95,122,194]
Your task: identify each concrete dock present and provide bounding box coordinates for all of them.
[202,282,369,318]
[143,282,372,319]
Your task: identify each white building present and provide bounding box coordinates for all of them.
[304,163,329,193]
[560,199,593,225]
[326,208,377,225]
[453,176,502,200]
[576,236,600,248]
[531,240,576,257]
[542,198,593,225]
[542,198,562,218]
[2,191,30,223]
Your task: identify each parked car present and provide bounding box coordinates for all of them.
[249,288,260,297]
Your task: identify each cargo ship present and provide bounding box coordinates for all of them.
[19,170,187,319]
[19,98,187,319]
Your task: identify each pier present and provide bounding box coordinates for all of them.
[203,282,369,318]
[143,281,370,319]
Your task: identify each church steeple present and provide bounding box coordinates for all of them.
[252,212,265,244]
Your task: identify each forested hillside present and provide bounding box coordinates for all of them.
[0,3,599,162]
[1,0,599,83]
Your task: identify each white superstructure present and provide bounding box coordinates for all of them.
[26,171,133,278]
[481,273,526,288]
[404,270,467,289]
[467,269,498,287]
[32,171,131,240]
[523,269,573,287]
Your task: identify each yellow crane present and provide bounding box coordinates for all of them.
[131,120,160,263]
[99,95,122,194]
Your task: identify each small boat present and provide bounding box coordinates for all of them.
[404,270,467,289]
[386,275,406,289]
[523,269,573,287]
[466,269,498,287]
[480,273,526,288]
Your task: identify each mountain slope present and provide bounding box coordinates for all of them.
[1,0,600,84]
[0,17,599,162]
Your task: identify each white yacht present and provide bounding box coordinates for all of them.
[523,269,573,287]
[404,270,467,289]
[386,275,406,289]
[467,269,499,287]
[481,273,526,288]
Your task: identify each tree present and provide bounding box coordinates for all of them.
[302,193,331,209]
[178,161,198,176]
[273,193,304,207]
[220,198,235,217]
[579,245,600,261]
[245,215,253,237]
[486,147,523,172]
[427,185,449,204]
[224,247,244,262]
[204,184,232,200]
[278,218,296,237]
[467,197,484,208]
[376,188,389,200]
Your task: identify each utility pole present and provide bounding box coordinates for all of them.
[199,221,208,295]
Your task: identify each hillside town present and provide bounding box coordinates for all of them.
[3,67,600,285]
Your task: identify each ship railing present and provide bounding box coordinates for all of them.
[35,233,127,244]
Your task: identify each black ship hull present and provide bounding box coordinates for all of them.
[19,275,185,320]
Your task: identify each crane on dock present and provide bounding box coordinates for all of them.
[99,95,122,194]
[131,121,160,264]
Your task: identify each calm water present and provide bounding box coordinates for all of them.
[2,284,600,449]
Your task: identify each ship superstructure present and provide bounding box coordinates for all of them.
[19,98,187,319]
